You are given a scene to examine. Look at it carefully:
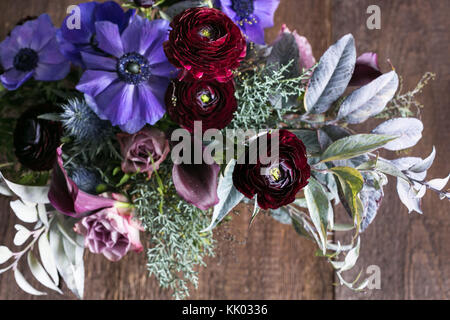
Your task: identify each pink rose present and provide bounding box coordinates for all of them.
[117,127,170,177]
[74,194,144,262]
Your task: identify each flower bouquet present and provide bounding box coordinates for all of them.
[0,0,448,299]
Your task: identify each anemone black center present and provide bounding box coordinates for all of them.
[117,52,151,85]
[13,48,39,72]
[231,0,255,19]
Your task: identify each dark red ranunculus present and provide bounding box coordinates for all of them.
[163,7,247,83]
[233,130,310,210]
[13,104,62,171]
[165,79,237,132]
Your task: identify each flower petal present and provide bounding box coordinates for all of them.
[80,52,116,71]
[76,70,118,97]
[34,61,70,81]
[94,81,135,126]
[30,14,56,52]
[349,52,383,86]
[95,21,124,58]
[0,69,33,90]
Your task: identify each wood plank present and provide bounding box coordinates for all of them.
[0,0,334,299]
[331,0,450,300]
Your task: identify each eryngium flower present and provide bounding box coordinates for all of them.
[69,167,103,194]
[232,130,310,210]
[163,7,246,82]
[13,104,62,171]
[0,14,70,90]
[166,79,238,132]
[61,98,113,145]
[76,16,177,134]
[218,0,280,45]
[57,1,135,67]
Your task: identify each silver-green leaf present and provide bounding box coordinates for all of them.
[372,118,423,151]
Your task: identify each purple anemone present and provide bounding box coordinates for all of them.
[218,0,280,44]
[57,1,135,67]
[0,14,70,90]
[76,16,177,133]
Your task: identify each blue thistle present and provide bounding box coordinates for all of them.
[61,98,113,144]
[69,167,103,194]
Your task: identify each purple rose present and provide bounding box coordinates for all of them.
[117,127,170,177]
[74,196,144,262]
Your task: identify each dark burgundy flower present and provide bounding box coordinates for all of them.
[349,52,382,86]
[166,79,237,132]
[13,104,62,171]
[163,7,247,82]
[233,130,310,210]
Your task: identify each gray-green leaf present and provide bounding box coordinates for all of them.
[372,118,423,151]
[337,71,399,123]
[305,34,356,114]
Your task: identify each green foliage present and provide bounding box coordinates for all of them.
[131,164,215,300]
[230,61,310,130]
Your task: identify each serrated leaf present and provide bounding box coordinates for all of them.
[337,71,399,123]
[0,245,13,264]
[27,251,62,294]
[38,233,59,285]
[409,147,436,173]
[14,268,46,296]
[304,178,331,254]
[305,34,356,114]
[13,225,32,246]
[202,160,244,232]
[0,172,49,203]
[320,134,397,163]
[372,118,423,151]
[10,200,38,223]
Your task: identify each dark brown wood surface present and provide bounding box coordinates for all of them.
[0,0,448,300]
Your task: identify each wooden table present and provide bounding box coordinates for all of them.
[0,0,448,300]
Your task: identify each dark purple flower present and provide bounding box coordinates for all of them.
[130,0,154,8]
[57,1,135,67]
[0,14,70,90]
[349,52,383,86]
[218,0,280,44]
[172,139,220,211]
[48,147,120,218]
[13,104,62,171]
[76,16,177,134]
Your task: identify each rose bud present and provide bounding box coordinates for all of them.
[163,7,247,83]
[13,104,62,171]
[166,79,237,132]
[117,127,170,178]
[233,130,311,210]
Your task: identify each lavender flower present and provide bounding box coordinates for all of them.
[0,14,70,90]
[61,98,113,144]
[57,1,135,67]
[218,0,280,44]
[76,16,177,133]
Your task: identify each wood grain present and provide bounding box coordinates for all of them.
[0,0,334,300]
[331,0,450,300]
